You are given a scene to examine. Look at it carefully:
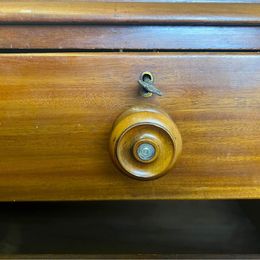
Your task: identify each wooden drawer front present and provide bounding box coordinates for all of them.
[0,53,259,200]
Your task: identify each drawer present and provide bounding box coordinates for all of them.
[0,52,259,201]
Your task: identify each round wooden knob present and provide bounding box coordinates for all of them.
[109,106,182,180]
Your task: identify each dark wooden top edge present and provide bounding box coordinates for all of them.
[1,2,260,25]
[1,254,260,259]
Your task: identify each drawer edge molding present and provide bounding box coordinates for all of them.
[1,2,260,25]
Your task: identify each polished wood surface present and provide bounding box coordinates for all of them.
[1,25,260,50]
[1,2,260,25]
[0,52,259,200]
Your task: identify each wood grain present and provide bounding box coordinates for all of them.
[0,53,259,201]
[1,25,260,50]
[1,2,260,25]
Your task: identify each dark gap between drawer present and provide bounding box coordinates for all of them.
[0,201,259,255]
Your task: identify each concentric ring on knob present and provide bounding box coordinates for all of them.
[109,106,182,180]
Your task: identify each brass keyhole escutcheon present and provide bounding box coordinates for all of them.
[109,106,182,180]
[138,72,162,97]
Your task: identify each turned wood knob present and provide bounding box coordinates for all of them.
[109,106,182,180]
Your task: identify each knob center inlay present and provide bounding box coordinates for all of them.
[132,139,159,164]
[136,143,156,162]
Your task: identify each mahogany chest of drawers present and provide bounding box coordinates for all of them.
[0,1,260,201]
